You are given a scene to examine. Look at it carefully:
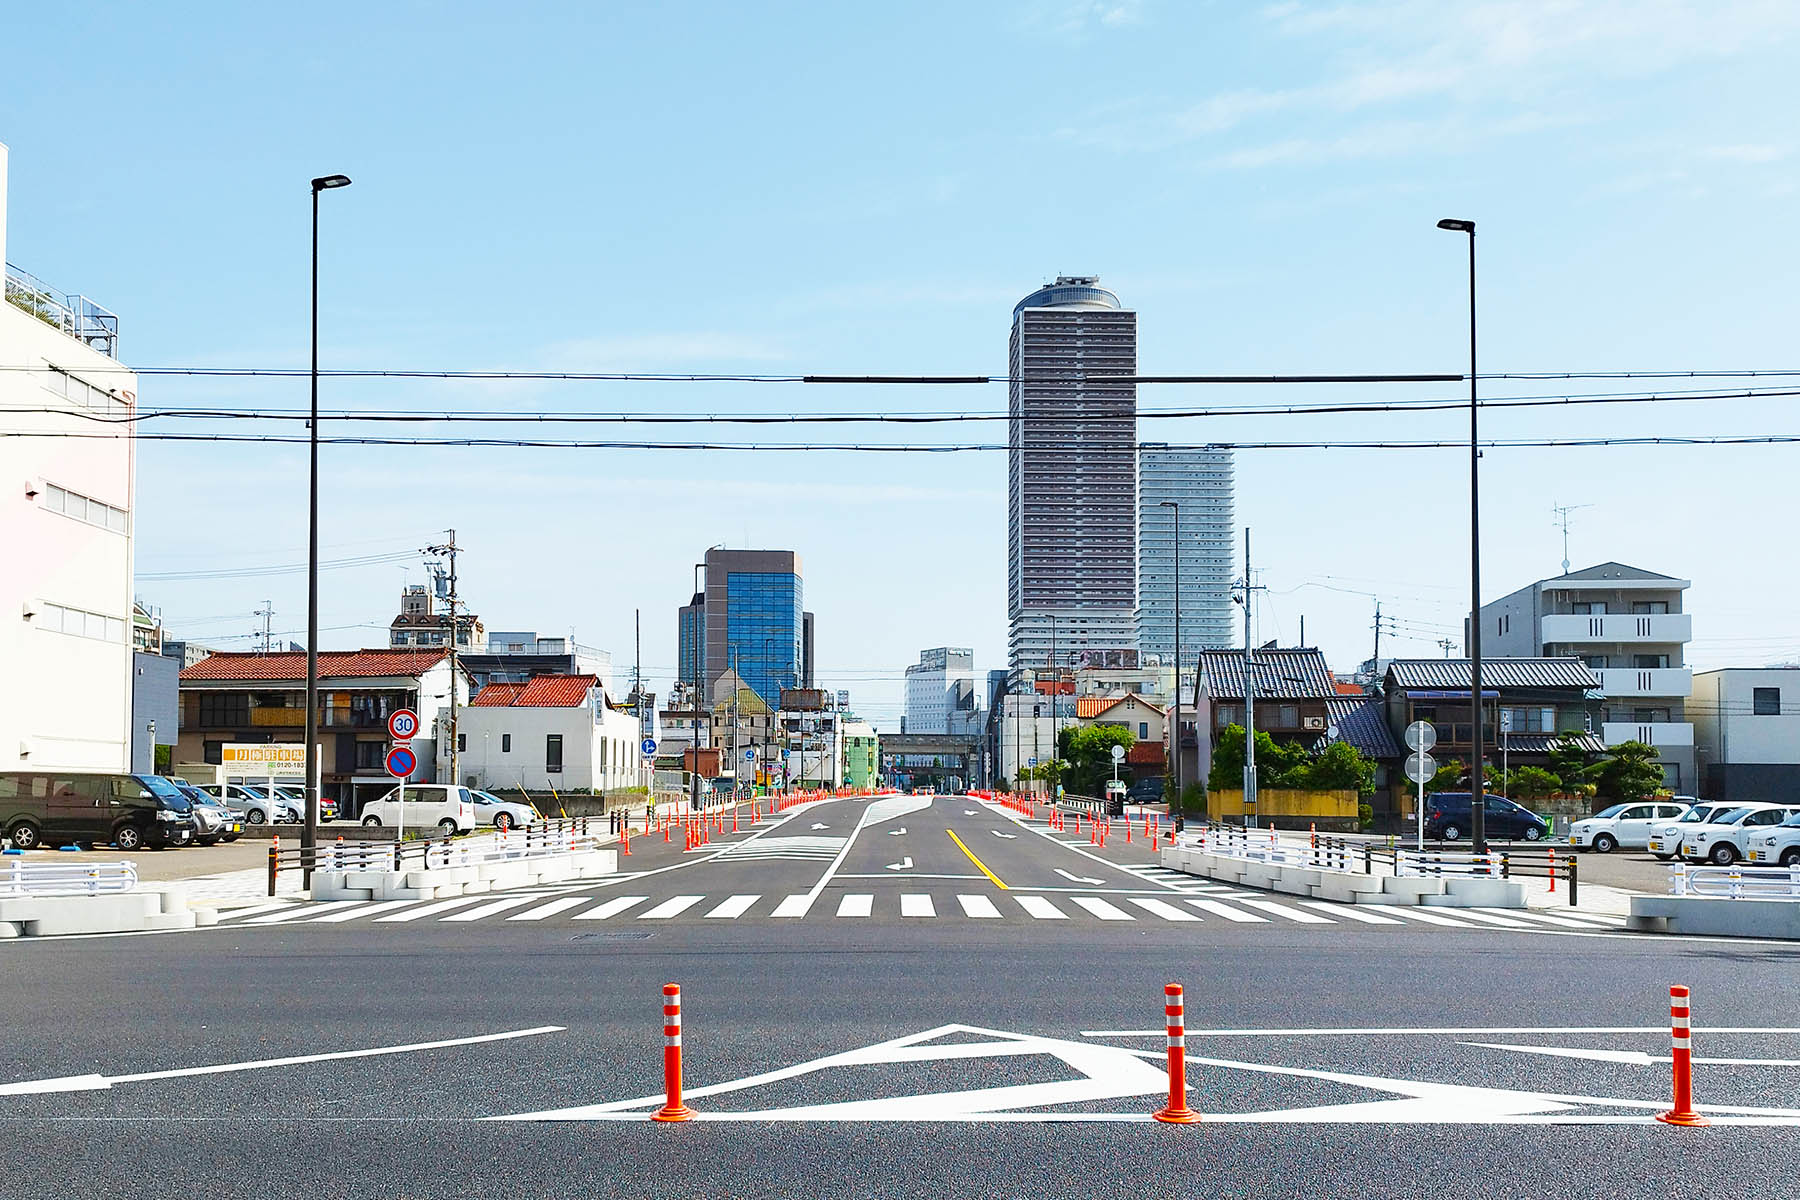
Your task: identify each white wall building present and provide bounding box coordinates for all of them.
[1692,667,1800,806]
[904,646,976,734]
[994,691,1074,792]
[457,674,649,793]
[0,143,137,771]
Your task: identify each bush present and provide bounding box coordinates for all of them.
[1357,803,1374,831]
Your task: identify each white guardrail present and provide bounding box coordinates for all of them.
[315,824,604,873]
[1184,826,1506,878]
[1671,865,1800,900]
[0,858,139,897]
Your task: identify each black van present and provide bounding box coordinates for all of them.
[1423,792,1549,842]
[0,772,198,851]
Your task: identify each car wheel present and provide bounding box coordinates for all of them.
[222,833,240,843]
[437,819,458,837]
[1522,825,1542,842]
[362,816,383,827]
[7,819,42,850]
[1651,852,1675,861]
[1709,842,1739,866]
[246,808,267,825]
[493,813,513,832]
[1593,833,1617,853]
[114,825,145,852]
[1782,848,1800,868]
[1442,823,1462,841]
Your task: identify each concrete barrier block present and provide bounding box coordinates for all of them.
[405,866,475,887]
[1381,877,1447,901]
[1273,867,1321,897]
[1315,874,1386,903]
[312,880,374,901]
[477,863,528,888]
[375,884,434,900]
[1238,863,1277,891]
[0,893,159,925]
[0,920,18,938]
[139,883,189,915]
[192,908,219,927]
[143,911,199,931]
[1353,891,1415,905]
[348,871,406,891]
[1440,878,1528,908]
[462,878,493,894]
[1627,895,1800,939]
[1159,846,1182,870]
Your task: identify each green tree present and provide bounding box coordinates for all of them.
[1289,741,1376,795]
[1207,724,1309,793]
[1508,766,1562,801]
[1547,733,1596,790]
[1403,759,1467,801]
[1058,724,1134,797]
[1592,740,1663,803]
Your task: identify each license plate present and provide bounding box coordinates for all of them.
[1648,840,1662,851]
[1567,836,1578,844]
[1681,845,1694,856]
[1751,851,1766,861]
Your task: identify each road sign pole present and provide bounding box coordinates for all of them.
[398,773,405,843]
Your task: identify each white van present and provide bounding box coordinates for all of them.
[359,784,479,835]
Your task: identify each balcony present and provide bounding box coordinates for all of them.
[1540,613,1691,645]
[5,262,120,358]
[1601,721,1694,749]
[1595,667,1693,699]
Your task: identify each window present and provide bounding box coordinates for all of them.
[42,483,131,534]
[197,693,249,727]
[1633,708,1669,723]
[546,734,564,774]
[203,741,224,765]
[354,742,386,770]
[1276,704,1299,727]
[1138,721,1150,739]
[1582,655,1608,669]
[1633,654,1669,669]
[501,733,511,753]
[38,601,126,643]
[1570,601,1605,614]
[1631,601,1669,614]
[1754,687,1781,716]
[457,734,467,752]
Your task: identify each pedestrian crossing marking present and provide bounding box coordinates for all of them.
[1237,898,1335,924]
[245,900,360,924]
[443,896,537,922]
[771,894,812,918]
[375,895,489,922]
[1442,908,1535,929]
[573,896,647,920]
[1380,906,1476,928]
[508,897,587,921]
[837,894,874,917]
[1299,901,1403,925]
[704,895,759,919]
[1070,897,1132,921]
[1186,898,1269,923]
[900,894,936,918]
[1126,897,1199,922]
[1014,895,1067,920]
[311,900,416,923]
[639,895,705,920]
[957,894,1002,919]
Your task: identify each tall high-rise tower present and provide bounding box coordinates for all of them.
[677,548,813,705]
[1137,443,1236,665]
[1007,276,1138,685]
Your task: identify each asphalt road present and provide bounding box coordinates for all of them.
[5,793,1798,1199]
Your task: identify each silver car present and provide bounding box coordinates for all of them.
[470,789,541,832]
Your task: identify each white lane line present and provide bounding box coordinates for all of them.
[442,896,538,922]
[375,896,489,923]
[309,900,418,923]
[1441,908,1537,929]
[1499,908,1618,929]
[802,794,937,907]
[771,894,813,918]
[957,894,1003,919]
[1186,899,1268,923]
[704,895,759,919]
[508,897,588,921]
[1070,896,1135,921]
[1299,901,1404,925]
[1127,897,1200,922]
[1236,898,1334,924]
[638,896,706,920]
[837,894,874,917]
[214,901,300,920]
[243,901,361,925]
[572,896,649,920]
[1380,906,1478,928]
[1014,895,1068,920]
[900,894,936,918]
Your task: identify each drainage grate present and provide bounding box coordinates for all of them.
[569,932,657,942]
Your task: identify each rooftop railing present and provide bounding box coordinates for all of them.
[4,262,120,358]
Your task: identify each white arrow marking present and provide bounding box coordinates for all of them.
[990,830,1017,839]
[0,1026,564,1096]
[888,827,907,836]
[886,857,914,871]
[1465,1042,1800,1068]
[964,810,976,815]
[811,823,830,830]
[1056,868,1105,885]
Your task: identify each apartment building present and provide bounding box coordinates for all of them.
[1692,667,1800,804]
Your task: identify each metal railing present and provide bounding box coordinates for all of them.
[269,817,613,896]
[1,858,139,897]
[1671,865,1800,900]
[5,262,120,357]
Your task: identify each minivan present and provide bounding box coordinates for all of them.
[1423,792,1549,842]
[0,771,199,851]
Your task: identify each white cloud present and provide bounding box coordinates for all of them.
[1016,0,1148,40]
[1704,143,1789,164]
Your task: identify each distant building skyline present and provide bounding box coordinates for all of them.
[1137,443,1236,664]
[677,547,813,706]
[904,646,976,734]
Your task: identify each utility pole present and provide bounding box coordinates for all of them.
[1050,614,1059,799]
[254,601,273,654]
[1242,528,1257,828]
[730,647,740,799]
[1372,600,1381,667]
[422,531,462,786]
[1438,637,1457,658]
[633,608,642,705]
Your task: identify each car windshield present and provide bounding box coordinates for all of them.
[138,776,192,810]
[473,792,500,806]
[1677,808,1715,823]
[1713,808,1754,825]
[238,785,268,799]
[1592,804,1629,819]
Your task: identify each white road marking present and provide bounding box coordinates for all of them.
[990,831,1017,839]
[244,900,362,924]
[1056,869,1105,885]
[1440,908,1536,929]
[442,896,537,922]
[1186,899,1268,923]
[837,894,874,917]
[1465,1042,1800,1068]
[811,823,831,830]
[0,1026,565,1096]
[508,897,588,921]
[572,896,648,920]
[1379,906,1477,928]
[309,900,417,923]
[900,894,936,918]
[801,793,936,906]
[214,901,299,920]
[1070,897,1134,921]
[771,894,813,918]
[638,895,705,920]
[704,895,759,919]
[375,896,489,923]
[1126,897,1199,922]
[888,828,907,835]
[1014,895,1067,920]
[1497,908,1619,929]
[886,857,914,871]
[1236,899,1334,924]
[957,894,1002,919]
[1299,902,1403,925]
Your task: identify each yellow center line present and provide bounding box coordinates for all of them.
[946,829,1008,890]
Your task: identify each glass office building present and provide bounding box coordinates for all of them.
[682,548,812,706]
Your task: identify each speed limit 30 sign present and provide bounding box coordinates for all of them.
[388,708,420,741]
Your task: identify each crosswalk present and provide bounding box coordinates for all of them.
[216,888,1632,932]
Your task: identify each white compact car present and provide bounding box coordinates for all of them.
[359,784,479,835]
[1679,804,1800,866]
[200,783,301,826]
[1746,815,1800,867]
[1568,800,1692,853]
[470,789,540,832]
[1646,803,1737,860]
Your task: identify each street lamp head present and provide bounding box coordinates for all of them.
[311,175,352,192]
[1158,500,1178,509]
[1437,218,1475,233]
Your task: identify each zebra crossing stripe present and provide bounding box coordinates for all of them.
[837,894,874,917]
[1235,898,1334,924]
[704,895,759,919]
[215,901,300,920]
[1440,908,1536,928]
[1070,897,1133,921]
[1186,898,1268,923]
[1127,897,1200,922]
[573,896,648,920]
[770,894,813,918]
[900,894,936,918]
[310,900,417,923]
[1298,901,1403,925]
[957,894,1003,919]
[242,900,359,924]
[375,896,490,922]
[1379,906,1477,928]
[442,896,538,922]
[638,896,706,920]
[1493,908,1615,929]
[1014,895,1067,920]
[508,897,588,921]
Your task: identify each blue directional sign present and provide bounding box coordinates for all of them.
[640,737,658,757]
[745,748,756,761]
[384,745,417,779]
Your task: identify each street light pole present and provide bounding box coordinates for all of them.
[1159,499,1182,821]
[304,173,350,880]
[1438,217,1485,854]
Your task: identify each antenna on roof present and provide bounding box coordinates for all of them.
[1552,501,1594,576]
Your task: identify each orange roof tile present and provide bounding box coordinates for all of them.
[470,675,598,708]
[470,683,527,707]
[180,649,451,682]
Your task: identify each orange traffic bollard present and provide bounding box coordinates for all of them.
[620,826,631,856]
[1656,985,1708,1127]
[652,983,695,1122]
[1152,983,1201,1123]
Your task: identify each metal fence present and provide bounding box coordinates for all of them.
[269,817,612,896]
[1671,865,1800,900]
[0,858,139,897]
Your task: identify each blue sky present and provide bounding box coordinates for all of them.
[7,1,1800,728]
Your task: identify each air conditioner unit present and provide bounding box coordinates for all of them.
[1302,715,1326,730]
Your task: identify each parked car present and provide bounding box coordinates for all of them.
[1747,814,1800,867]
[1646,803,1737,860]
[1,771,198,851]
[1423,792,1548,842]
[1127,778,1165,805]
[170,780,243,844]
[358,784,479,835]
[1567,800,1693,853]
[200,783,300,826]
[469,789,540,832]
[272,784,338,822]
[1679,804,1800,865]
